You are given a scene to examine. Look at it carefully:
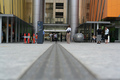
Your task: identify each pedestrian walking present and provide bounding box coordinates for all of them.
[66,25,71,44]
[97,27,102,44]
[105,27,109,44]
[54,33,57,43]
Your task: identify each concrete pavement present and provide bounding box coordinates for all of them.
[0,42,120,80]
[60,43,120,80]
[20,44,96,80]
[0,43,53,80]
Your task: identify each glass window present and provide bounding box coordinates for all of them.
[56,3,64,9]
[56,12,63,18]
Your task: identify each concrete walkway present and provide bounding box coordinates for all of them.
[0,42,120,80]
[0,43,53,80]
[60,43,120,80]
[20,44,96,80]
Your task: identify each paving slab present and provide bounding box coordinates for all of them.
[60,43,120,80]
[0,43,53,80]
[20,44,97,80]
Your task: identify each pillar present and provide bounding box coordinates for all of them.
[15,17,17,42]
[32,0,45,34]
[70,0,79,39]
[18,19,20,42]
[11,17,13,42]
[97,23,99,29]
[22,21,23,34]
[0,17,2,43]
[6,17,9,43]
[94,23,95,35]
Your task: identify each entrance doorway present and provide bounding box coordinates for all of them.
[44,32,66,42]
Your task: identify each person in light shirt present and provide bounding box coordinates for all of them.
[105,27,109,44]
[66,25,71,44]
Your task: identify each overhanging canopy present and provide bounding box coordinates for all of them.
[79,21,111,27]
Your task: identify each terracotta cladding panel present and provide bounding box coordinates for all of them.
[93,0,97,21]
[97,0,101,21]
[90,0,93,21]
[89,0,92,21]
[103,0,107,19]
[99,0,104,20]
[91,0,93,21]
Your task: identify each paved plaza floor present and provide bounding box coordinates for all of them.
[0,42,120,80]
[61,43,120,80]
[0,43,53,80]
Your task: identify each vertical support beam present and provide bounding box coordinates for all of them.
[70,0,79,39]
[11,17,13,43]
[25,24,27,33]
[22,21,23,34]
[97,23,99,29]
[24,23,25,33]
[18,19,20,42]
[33,0,45,34]
[26,24,27,33]
[0,17,2,44]
[94,23,96,35]
[6,17,9,43]
[15,17,17,42]
[84,24,85,38]
[96,23,99,36]
[90,24,92,42]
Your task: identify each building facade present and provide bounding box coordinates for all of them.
[2,0,120,43]
[0,0,33,43]
[80,0,90,24]
[89,0,120,42]
[44,0,68,41]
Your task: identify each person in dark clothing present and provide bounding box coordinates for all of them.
[97,27,102,44]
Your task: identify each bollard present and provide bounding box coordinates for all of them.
[24,33,26,43]
[28,33,30,44]
[33,34,35,44]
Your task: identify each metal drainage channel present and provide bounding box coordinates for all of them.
[19,43,97,80]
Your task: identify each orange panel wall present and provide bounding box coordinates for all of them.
[89,0,120,21]
[93,0,98,21]
[107,0,120,17]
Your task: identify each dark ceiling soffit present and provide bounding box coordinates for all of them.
[0,14,14,17]
[79,21,111,27]
[43,24,69,26]
[86,21,111,24]
[0,14,33,27]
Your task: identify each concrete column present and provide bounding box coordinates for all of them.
[94,23,96,35]
[97,23,99,29]
[25,24,26,33]
[25,23,28,33]
[70,0,79,39]
[18,19,20,42]
[15,17,17,42]
[22,21,23,34]
[90,24,92,41]
[11,17,13,43]
[6,17,9,43]
[0,17,2,43]
[33,0,45,34]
